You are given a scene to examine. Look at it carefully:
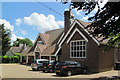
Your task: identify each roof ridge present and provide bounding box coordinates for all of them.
[45,28,64,34]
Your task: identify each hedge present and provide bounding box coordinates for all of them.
[2,55,20,63]
[2,56,10,63]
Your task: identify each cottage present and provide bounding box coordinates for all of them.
[10,46,24,53]
[20,28,64,64]
[21,9,116,73]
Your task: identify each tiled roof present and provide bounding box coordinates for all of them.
[95,36,109,45]
[21,47,31,56]
[45,28,64,45]
[78,19,91,27]
[27,51,34,56]
[10,47,23,53]
[27,28,64,56]
[77,19,109,45]
[39,33,49,44]
[41,44,57,56]
[37,44,48,53]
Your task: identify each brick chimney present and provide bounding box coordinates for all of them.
[64,10,70,34]
[64,8,75,34]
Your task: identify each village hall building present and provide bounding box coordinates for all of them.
[20,9,119,73]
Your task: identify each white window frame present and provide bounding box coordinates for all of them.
[35,46,39,52]
[70,40,87,58]
[37,41,44,45]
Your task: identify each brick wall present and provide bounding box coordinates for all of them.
[59,23,100,72]
[98,45,114,72]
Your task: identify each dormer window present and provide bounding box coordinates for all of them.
[37,41,44,45]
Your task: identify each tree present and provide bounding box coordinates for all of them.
[0,25,1,63]
[2,24,11,56]
[69,0,120,47]
[13,38,33,47]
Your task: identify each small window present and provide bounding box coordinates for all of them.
[70,40,86,58]
[37,41,44,44]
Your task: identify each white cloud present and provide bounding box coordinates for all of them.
[0,19,14,31]
[65,8,69,11]
[11,33,24,41]
[19,29,27,35]
[0,19,24,44]
[12,32,24,41]
[74,8,83,15]
[56,21,64,27]
[81,16,89,21]
[15,18,22,26]
[31,40,35,43]
[11,33,17,41]
[24,12,63,33]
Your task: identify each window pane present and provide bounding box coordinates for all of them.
[71,47,73,50]
[80,41,82,45]
[71,42,73,46]
[74,42,76,45]
[71,52,73,57]
[77,51,79,57]
[83,41,85,45]
[77,46,79,50]
[83,51,86,57]
[74,47,76,50]
[80,46,82,50]
[77,42,79,45]
[74,52,76,57]
[80,51,82,57]
[83,46,85,50]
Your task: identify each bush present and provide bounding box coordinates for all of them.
[2,55,20,63]
[13,56,19,63]
[2,56,10,63]
[2,53,20,63]
[15,53,20,60]
[15,53,20,56]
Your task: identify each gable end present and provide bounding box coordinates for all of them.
[67,28,88,44]
[59,19,100,47]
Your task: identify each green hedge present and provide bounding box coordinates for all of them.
[15,53,20,60]
[2,55,20,63]
[2,56,10,63]
[2,52,21,63]
[15,53,20,56]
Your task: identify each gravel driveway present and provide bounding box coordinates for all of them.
[1,64,119,79]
